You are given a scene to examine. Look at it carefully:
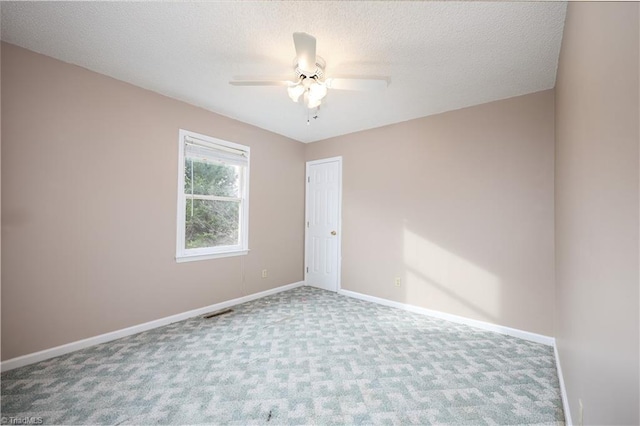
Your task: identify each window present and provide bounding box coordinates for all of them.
[176,130,250,262]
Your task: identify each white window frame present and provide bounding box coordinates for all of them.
[176,129,250,263]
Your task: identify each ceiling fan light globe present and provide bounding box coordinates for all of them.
[306,96,322,109]
[287,84,305,102]
[289,93,302,103]
[309,82,327,100]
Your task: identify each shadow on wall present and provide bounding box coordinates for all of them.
[389,212,553,335]
[337,168,553,335]
[402,226,502,324]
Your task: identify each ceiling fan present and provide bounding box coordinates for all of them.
[229,32,390,110]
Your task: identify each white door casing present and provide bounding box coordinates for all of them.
[305,157,342,292]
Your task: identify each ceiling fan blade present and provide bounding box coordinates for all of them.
[325,77,389,91]
[293,32,317,75]
[229,80,294,87]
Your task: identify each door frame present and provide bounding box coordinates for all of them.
[305,156,343,292]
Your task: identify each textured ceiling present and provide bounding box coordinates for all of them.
[1,1,567,143]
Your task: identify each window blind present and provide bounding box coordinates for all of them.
[184,136,248,167]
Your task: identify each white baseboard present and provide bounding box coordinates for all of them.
[337,288,555,346]
[554,342,573,426]
[1,281,305,372]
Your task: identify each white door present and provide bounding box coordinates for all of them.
[305,157,342,292]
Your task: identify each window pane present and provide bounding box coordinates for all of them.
[185,199,240,249]
[184,159,240,197]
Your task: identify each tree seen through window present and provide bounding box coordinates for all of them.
[184,159,241,249]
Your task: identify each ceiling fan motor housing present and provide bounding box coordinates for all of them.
[295,56,326,81]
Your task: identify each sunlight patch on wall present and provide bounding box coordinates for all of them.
[403,228,502,322]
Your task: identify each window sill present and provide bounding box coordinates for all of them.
[176,249,249,263]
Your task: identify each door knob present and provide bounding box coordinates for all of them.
[331,230,337,235]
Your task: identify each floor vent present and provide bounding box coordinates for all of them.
[203,308,233,319]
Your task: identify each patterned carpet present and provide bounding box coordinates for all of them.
[1,286,564,425]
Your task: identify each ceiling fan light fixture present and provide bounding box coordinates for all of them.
[287,84,305,102]
[309,81,327,100]
[306,95,322,109]
[229,32,390,118]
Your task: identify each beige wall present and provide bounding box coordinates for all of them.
[555,3,640,425]
[306,90,556,336]
[1,43,305,360]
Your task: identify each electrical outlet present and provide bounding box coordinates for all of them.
[578,399,584,426]
[261,269,268,279]
[394,277,401,287]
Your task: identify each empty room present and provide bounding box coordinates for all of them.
[1,1,638,425]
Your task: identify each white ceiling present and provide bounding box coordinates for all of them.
[1,1,567,143]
